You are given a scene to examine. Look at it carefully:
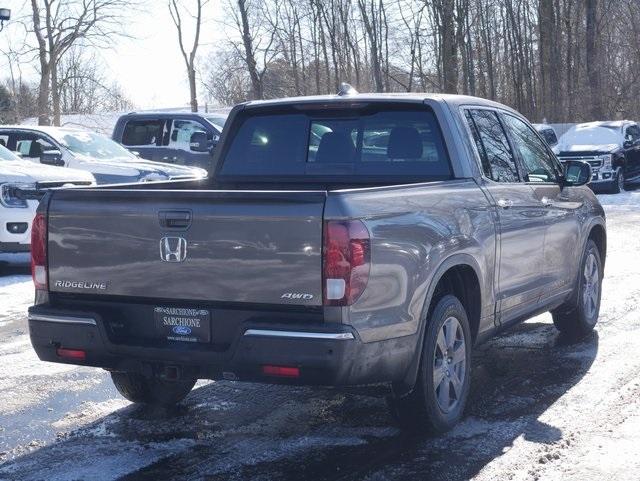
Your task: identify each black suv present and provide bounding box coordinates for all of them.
[112,111,228,172]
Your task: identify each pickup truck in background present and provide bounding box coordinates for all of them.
[556,120,640,194]
[28,92,606,433]
[112,111,228,173]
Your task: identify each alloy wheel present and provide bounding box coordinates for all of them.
[582,252,600,321]
[433,316,466,413]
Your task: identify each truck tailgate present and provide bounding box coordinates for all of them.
[47,189,326,306]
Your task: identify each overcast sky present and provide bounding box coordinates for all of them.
[0,0,227,109]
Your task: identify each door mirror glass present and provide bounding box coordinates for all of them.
[189,131,209,152]
[40,149,64,166]
[563,160,591,186]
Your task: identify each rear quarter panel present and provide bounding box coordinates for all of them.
[325,179,497,343]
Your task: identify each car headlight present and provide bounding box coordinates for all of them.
[600,154,612,169]
[0,183,33,208]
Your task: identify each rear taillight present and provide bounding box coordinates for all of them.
[323,219,370,306]
[56,348,86,361]
[31,213,47,290]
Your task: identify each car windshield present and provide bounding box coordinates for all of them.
[54,130,136,160]
[0,144,19,161]
[206,116,227,131]
[560,125,622,148]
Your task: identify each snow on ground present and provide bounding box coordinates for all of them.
[0,191,639,480]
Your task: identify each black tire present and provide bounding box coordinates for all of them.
[110,372,196,406]
[390,295,472,434]
[552,239,602,340]
[609,168,624,194]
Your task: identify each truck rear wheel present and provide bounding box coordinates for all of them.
[110,372,196,406]
[390,295,472,434]
[552,239,602,339]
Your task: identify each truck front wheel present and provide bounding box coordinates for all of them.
[608,168,625,194]
[110,372,196,406]
[390,295,472,434]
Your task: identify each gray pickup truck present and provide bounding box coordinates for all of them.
[28,93,606,433]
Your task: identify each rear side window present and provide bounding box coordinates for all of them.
[122,120,166,146]
[465,109,519,183]
[220,108,451,182]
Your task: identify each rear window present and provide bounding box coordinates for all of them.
[219,107,451,182]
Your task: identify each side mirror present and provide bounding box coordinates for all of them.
[40,150,64,166]
[189,131,209,153]
[562,160,592,187]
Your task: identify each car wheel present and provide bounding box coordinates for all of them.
[610,168,625,194]
[552,239,602,340]
[110,371,196,406]
[390,295,472,434]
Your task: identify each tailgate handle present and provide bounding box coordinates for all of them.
[159,210,192,230]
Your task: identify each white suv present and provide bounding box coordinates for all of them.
[0,144,94,253]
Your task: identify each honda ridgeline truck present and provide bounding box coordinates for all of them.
[28,92,606,433]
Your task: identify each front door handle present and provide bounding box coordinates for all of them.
[497,198,514,209]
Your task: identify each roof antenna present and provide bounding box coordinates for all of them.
[337,82,358,96]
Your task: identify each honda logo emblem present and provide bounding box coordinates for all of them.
[160,237,188,262]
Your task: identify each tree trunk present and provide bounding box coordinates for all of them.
[36,63,50,126]
[440,0,458,93]
[51,57,61,126]
[585,0,603,119]
[189,67,198,112]
[238,0,263,99]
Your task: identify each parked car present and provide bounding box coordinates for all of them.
[0,144,94,253]
[112,111,228,172]
[556,121,640,193]
[28,92,605,434]
[0,126,208,185]
[534,123,558,148]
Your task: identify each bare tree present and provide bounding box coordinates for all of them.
[169,0,208,112]
[29,0,137,126]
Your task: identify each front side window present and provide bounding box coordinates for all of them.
[14,134,55,159]
[541,128,558,146]
[503,114,559,183]
[220,108,451,182]
[122,120,166,146]
[625,125,640,142]
[465,109,519,183]
[169,119,210,152]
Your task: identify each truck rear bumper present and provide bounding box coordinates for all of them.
[28,306,415,386]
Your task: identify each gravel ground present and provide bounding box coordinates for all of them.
[0,191,639,481]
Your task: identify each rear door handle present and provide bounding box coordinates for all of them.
[159,210,192,230]
[497,198,514,209]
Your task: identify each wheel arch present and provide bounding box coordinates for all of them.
[395,253,484,396]
[587,220,607,271]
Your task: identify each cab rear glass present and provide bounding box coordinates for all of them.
[218,106,452,183]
